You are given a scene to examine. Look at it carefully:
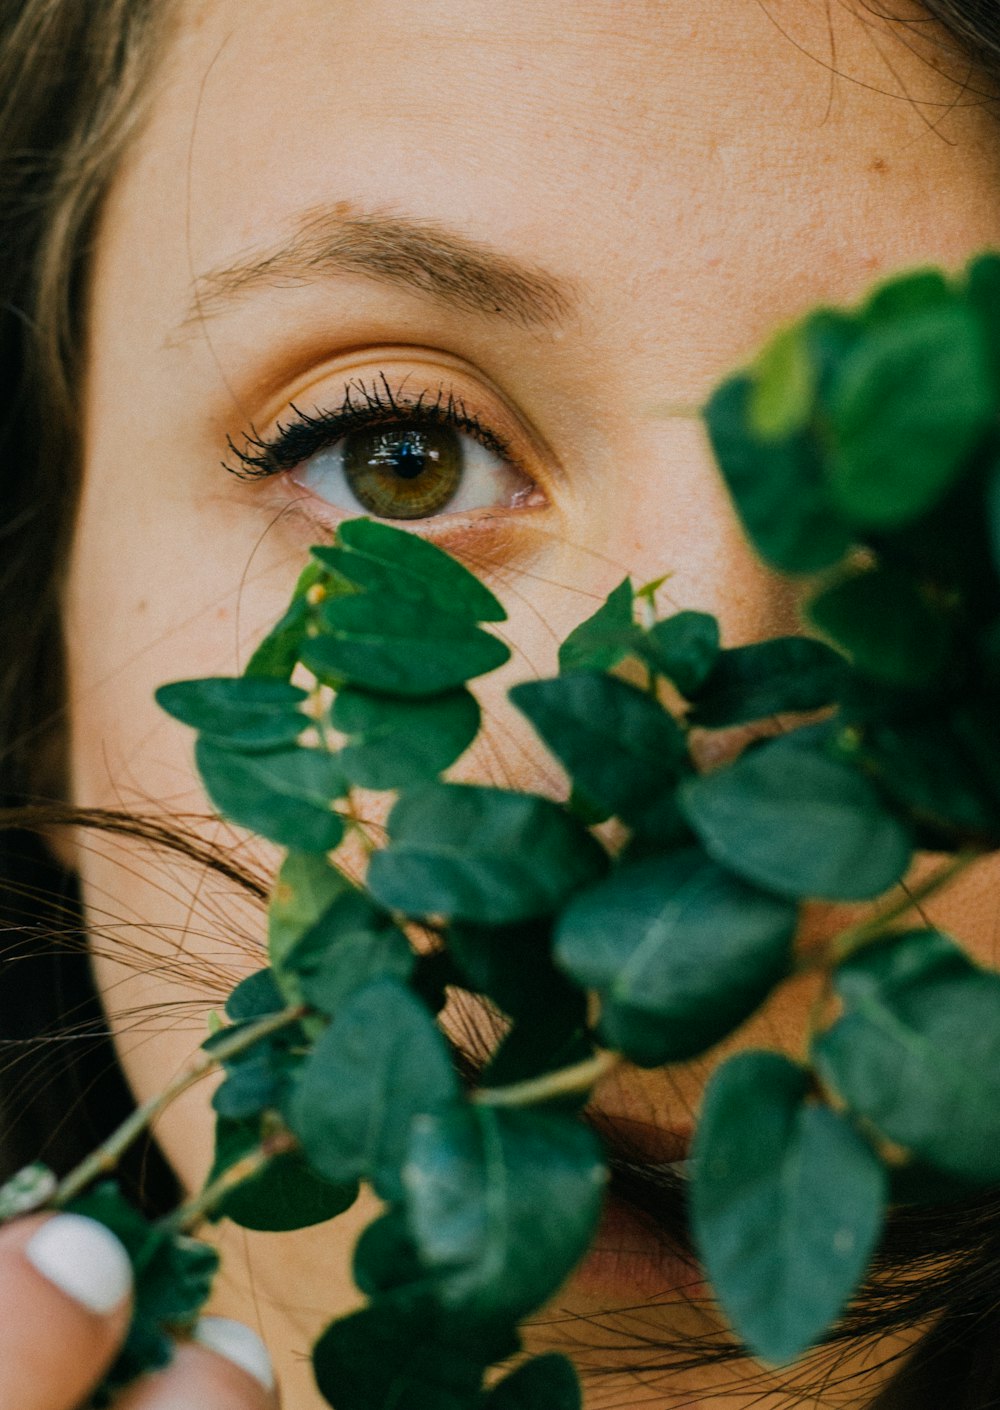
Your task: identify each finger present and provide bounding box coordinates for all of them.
[113,1317,278,1410]
[0,1211,132,1410]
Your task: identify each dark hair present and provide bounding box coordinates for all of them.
[3,3,1000,1405]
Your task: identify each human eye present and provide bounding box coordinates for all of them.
[224,366,546,526]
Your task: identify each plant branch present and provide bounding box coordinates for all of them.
[831,848,982,966]
[472,1049,620,1108]
[164,1129,300,1236]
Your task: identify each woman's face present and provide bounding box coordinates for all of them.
[62,1,1000,1405]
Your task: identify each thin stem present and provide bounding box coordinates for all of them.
[164,1129,299,1236]
[472,1049,620,1108]
[831,847,981,966]
[51,1005,307,1208]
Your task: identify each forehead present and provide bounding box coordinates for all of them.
[98,0,998,396]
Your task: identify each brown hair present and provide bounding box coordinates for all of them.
[3,3,1000,1406]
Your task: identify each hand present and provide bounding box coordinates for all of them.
[0,1213,278,1409]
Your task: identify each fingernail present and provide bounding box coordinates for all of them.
[194,1316,275,1392]
[25,1213,132,1315]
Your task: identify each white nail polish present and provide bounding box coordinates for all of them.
[194,1316,275,1392]
[25,1213,132,1315]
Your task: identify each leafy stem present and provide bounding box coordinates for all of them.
[472,1049,620,1108]
[164,1127,300,1237]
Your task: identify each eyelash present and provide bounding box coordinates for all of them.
[223,372,518,482]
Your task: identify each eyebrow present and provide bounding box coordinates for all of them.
[182,207,577,333]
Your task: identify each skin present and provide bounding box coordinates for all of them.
[45,0,1000,1403]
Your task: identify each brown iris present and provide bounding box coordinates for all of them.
[343,422,463,519]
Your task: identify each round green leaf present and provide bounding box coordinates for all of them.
[690,636,846,729]
[208,1114,358,1231]
[690,1052,887,1365]
[679,732,912,901]
[557,578,640,673]
[704,374,852,574]
[826,302,994,527]
[156,677,309,750]
[304,594,510,697]
[555,850,796,1065]
[509,672,689,826]
[283,889,415,1015]
[332,686,480,789]
[807,567,952,687]
[313,517,506,622]
[268,850,353,1005]
[748,321,816,441]
[367,784,608,924]
[244,559,324,681]
[196,738,345,853]
[813,929,1000,1182]
[483,1354,581,1410]
[286,978,460,1201]
[637,610,721,698]
[402,1106,606,1326]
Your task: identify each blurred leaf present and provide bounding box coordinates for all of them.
[637,611,721,698]
[315,516,507,622]
[287,978,460,1201]
[224,967,284,1021]
[244,559,323,681]
[207,1114,357,1231]
[690,1053,886,1365]
[304,594,509,697]
[826,302,993,527]
[283,888,415,1015]
[808,566,952,687]
[690,636,846,728]
[704,374,852,574]
[813,929,1000,1182]
[196,739,345,853]
[558,578,640,673]
[862,267,952,325]
[483,1354,582,1409]
[967,252,1000,396]
[155,677,309,751]
[402,1105,606,1326]
[556,849,795,1066]
[368,784,608,924]
[749,321,816,441]
[680,731,912,901]
[510,672,689,826]
[332,686,480,789]
[447,918,585,1023]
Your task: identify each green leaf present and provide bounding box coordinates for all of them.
[207,1114,357,1231]
[555,850,795,1066]
[368,784,608,924]
[966,251,1000,395]
[704,374,852,574]
[318,517,507,622]
[287,978,460,1201]
[482,1354,582,1409]
[637,611,721,697]
[332,686,480,790]
[509,672,689,826]
[283,888,415,1015]
[196,739,345,853]
[353,1208,428,1297]
[447,918,586,1023]
[680,731,912,901]
[304,594,510,697]
[269,851,352,1004]
[748,321,816,441]
[826,302,994,527]
[224,967,284,1021]
[558,579,640,673]
[155,677,309,750]
[68,1183,218,1402]
[862,267,952,325]
[311,1299,514,1410]
[402,1105,606,1326]
[690,1053,886,1365]
[244,558,324,681]
[690,636,846,728]
[813,929,1000,1183]
[807,567,952,687]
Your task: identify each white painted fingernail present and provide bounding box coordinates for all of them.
[194,1316,275,1392]
[25,1213,132,1315]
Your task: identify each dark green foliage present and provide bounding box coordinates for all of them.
[332,686,480,789]
[813,930,1000,1182]
[555,850,796,1065]
[195,738,345,852]
[287,978,461,1201]
[690,636,846,728]
[283,889,415,1015]
[68,1183,219,1404]
[690,1053,886,1365]
[244,559,324,680]
[680,731,913,901]
[367,784,608,923]
[557,577,640,672]
[637,609,720,696]
[483,1355,581,1409]
[807,567,952,687]
[207,1115,358,1231]
[155,677,309,750]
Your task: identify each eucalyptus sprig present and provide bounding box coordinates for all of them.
[8,251,1000,1407]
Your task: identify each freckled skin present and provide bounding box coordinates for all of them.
[60,2,1000,1405]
